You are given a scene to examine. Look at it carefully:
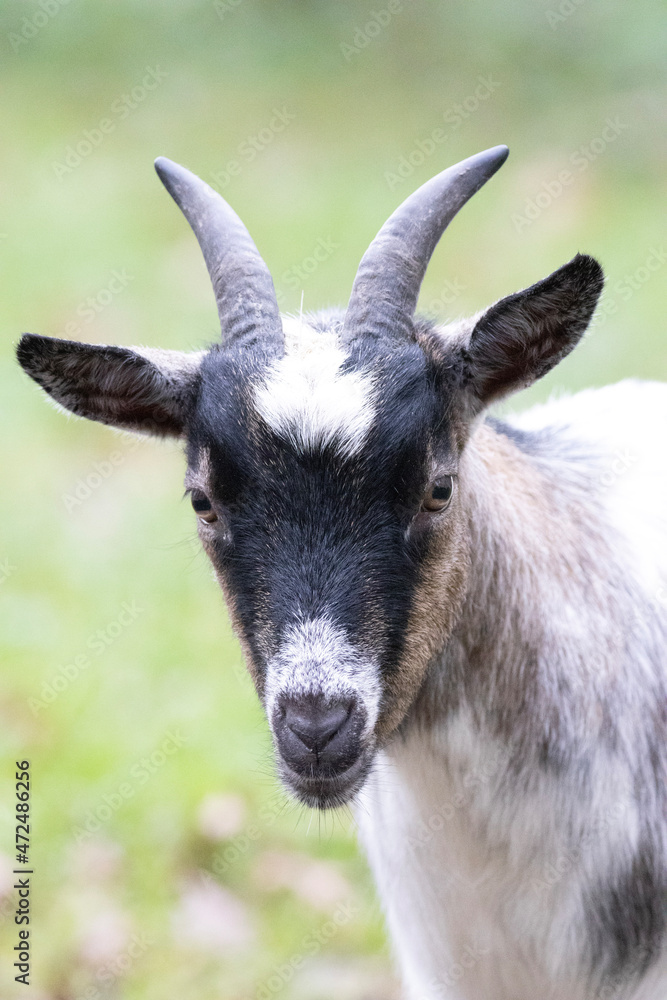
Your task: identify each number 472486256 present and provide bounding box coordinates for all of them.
[15,761,30,865]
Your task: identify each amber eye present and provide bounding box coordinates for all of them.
[191,490,217,524]
[422,475,454,513]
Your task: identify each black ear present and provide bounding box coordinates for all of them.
[462,254,603,406]
[16,334,204,437]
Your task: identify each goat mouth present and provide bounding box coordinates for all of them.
[277,748,373,810]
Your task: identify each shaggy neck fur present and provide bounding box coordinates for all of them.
[359,406,667,1000]
[414,418,640,750]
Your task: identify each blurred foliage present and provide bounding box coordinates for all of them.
[0,1,664,997]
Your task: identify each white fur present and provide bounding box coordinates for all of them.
[512,380,667,594]
[355,381,667,1000]
[357,719,656,1000]
[265,616,381,736]
[254,315,375,455]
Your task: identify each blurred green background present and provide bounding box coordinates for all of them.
[0,1,664,997]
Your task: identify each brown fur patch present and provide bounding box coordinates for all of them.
[376,509,468,743]
[376,486,470,742]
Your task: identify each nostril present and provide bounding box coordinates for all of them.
[284,699,353,754]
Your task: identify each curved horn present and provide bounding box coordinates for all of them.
[343,145,509,341]
[155,157,282,346]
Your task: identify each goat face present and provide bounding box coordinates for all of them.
[17,148,603,808]
[184,319,470,806]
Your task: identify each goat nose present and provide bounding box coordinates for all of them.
[284,699,353,754]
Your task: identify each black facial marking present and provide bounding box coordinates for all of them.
[186,314,457,686]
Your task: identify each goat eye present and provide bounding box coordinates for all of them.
[422,475,454,513]
[191,490,217,524]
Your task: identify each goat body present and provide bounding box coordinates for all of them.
[359,381,667,999]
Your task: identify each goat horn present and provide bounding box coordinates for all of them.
[155,157,282,347]
[343,145,509,341]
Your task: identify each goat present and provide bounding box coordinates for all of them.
[17,146,667,1000]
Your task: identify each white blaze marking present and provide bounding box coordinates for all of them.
[265,617,381,737]
[254,315,375,455]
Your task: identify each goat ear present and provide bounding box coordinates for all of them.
[16,334,203,437]
[462,254,603,407]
